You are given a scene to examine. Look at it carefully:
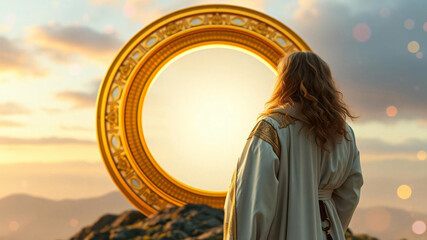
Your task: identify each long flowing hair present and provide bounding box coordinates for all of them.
[257,51,359,153]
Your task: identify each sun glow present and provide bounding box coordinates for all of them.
[142,45,277,192]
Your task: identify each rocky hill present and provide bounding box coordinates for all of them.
[69,203,377,240]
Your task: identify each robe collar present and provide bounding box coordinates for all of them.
[270,102,308,123]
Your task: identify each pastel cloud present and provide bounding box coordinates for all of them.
[0,136,96,145]
[27,23,123,63]
[55,78,100,109]
[0,102,30,115]
[0,120,24,127]
[358,137,427,161]
[55,90,97,109]
[0,36,46,76]
[60,125,93,131]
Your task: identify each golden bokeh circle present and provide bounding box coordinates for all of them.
[96,3,312,216]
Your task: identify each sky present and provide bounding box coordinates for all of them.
[0,0,426,225]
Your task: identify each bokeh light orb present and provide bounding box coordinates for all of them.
[8,221,19,231]
[397,184,412,199]
[69,218,79,227]
[104,24,114,34]
[417,150,427,160]
[386,105,398,117]
[424,22,427,32]
[82,14,90,22]
[408,41,420,53]
[412,220,427,235]
[416,52,423,59]
[123,4,135,18]
[353,23,371,42]
[379,8,390,18]
[366,207,391,232]
[404,19,415,30]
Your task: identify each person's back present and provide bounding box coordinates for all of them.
[223,51,364,240]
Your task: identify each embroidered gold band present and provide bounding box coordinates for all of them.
[247,119,281,157]
[269,112,296,129]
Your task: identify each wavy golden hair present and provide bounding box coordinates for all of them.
[257,51,358,153]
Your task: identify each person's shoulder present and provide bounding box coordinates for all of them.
[344,122,357,144]
[247,116,282,157]
[263,112,297,130]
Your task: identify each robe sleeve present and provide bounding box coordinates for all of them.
[331,126,364,232]
[223,118,280,240]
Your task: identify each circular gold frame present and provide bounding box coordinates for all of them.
[96,3,312,216]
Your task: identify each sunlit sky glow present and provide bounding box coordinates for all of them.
[0,1,426,228]
[143,45,276,191]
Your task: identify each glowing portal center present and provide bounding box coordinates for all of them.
[142,45,277,192]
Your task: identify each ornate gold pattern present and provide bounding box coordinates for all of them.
[247,120,281,157]
[96,4,311,216]
[268,112,297,129]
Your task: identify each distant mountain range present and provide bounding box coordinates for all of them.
[0,191,425,240]
[0,191,134,240]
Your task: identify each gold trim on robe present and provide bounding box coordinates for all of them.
[247,119,281,157]
[268,112,297,129]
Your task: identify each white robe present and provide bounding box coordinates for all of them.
[223,102,364,240]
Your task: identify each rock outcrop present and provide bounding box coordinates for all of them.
[70,204,223,240]
[70,203,378,240]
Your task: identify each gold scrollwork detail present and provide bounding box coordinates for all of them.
[251,21,271,36]
[105,102,119,130]
[210,12,224,25]
[116,152,132,174]
[165,22,182,36]
[118,59,136,81]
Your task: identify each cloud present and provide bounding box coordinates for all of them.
[0,102,31,115]
[55,90,97,109]
[60,125,93,131]
[0,36,47,76]
[358,137,427,155]
[40,107,63,113]
[0,120,24,127]
[55,78,100,109]
[0,136,96,145]
[27,23,123,63]
[272,0,427,122]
